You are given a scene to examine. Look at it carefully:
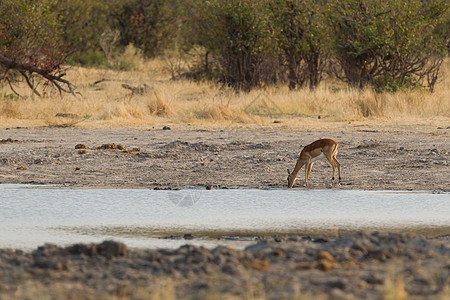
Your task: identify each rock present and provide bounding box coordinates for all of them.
[96,241,128,259]
[296,261,318,270]
[183,234,194,240]
[75,144,87,149]
[251,259,271,271]
[66,243,98,256]
[318,259,337,271]
[317,251,335,263]
[0,138,19,143]
[32,244,69,270]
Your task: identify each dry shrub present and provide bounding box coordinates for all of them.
[194,103,246,121]
[352,90,386,117]
[147,91,172,117]
[0,57,448,127]
[100,102,145,120]
[0,100,21,118]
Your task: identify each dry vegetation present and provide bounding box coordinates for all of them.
[1,57,449,128]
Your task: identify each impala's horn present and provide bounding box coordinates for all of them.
[287,169,290,175]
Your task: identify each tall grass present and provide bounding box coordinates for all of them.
[0,57,449,128]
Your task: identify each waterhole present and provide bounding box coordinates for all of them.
[0,184,448,249]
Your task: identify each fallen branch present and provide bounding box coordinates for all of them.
[121,83,149,95]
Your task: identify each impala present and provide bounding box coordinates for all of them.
[287,138,341,188]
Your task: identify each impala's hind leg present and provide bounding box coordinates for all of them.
[334,156,342,184]
[325,153,337,185]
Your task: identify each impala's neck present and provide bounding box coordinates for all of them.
[292,159,305,177]
[288,159,305,187]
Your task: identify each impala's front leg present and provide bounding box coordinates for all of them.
[305,161,313,187]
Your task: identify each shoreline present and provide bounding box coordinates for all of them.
[0,232,448,299]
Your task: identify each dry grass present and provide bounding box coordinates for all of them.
[1,58,449,128]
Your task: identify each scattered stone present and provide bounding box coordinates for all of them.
[0,232,448,299]
[0,138,19,144]
[183,234,194,240]
[251,259,271,271]
[78,149,87,155]
[66,243,98,256]
[163,126,171,130]
[75,144,87,149]
[317,250,335,263]
[318,259,337,271]
[296,261,318,270]
[97,143,117,150]
[16,166,27,170]
[96,241,128,259]
[205,185,213,190]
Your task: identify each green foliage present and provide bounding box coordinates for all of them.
[327,0,449,91]
[110,0,180,58]
[52,0,110,65]
[374,75,420,93]
[2,0,447,92]
[269,0,330,90]
[0,0,65,71]
[70,49,108,67]
[187,0,277,91]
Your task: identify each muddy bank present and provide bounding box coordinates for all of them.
[0,123,449,190]
[0,232,448,299]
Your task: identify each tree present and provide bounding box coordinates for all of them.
[187,0,277,91]
[327,0,448,91]
[0,0,74,96]
[270,0,330,90]
[110,0,179,58]
[51,0,110,66]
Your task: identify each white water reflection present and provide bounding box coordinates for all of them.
[0,184,449,250]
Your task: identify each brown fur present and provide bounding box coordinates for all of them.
[287,139,341,188]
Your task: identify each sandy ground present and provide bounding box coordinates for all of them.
[0,120,449,191]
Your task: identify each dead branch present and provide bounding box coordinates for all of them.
[121,83,149,95]
[0,54,76,97]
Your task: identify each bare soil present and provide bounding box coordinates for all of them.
[0,121,449,190]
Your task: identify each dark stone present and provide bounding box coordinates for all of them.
[96,241,128,259]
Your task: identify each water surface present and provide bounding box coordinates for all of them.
[0,184,448,249]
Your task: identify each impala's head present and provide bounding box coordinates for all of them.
[287,169,296,188]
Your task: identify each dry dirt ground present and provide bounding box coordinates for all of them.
[0,120,449,191]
